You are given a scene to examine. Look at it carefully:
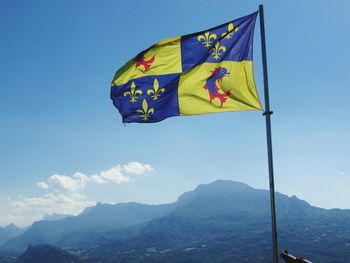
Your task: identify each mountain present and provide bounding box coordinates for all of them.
[1,201,175,253]
[83,180,350,263]
[1,180,350,263]
[42,213,73,222]
[0,225,26,247]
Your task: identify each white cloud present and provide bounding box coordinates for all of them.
[99,166,133,184]
[11,193,95,217]
[48,172,89,192]
[37,181,49,189]
[90,174,106,184]
[36,162,154,192]
[0,213,41,228]
[88,162,153,184]
[1,162,154,227]
[122,162,153,174]
[0,193,96,227]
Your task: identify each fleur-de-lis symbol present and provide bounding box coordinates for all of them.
[209,42,226,60]
[136,99,154,121]
[123,82,143,103]
[197,31,217,48]
[147,79,165,101]
[221,23,239,39]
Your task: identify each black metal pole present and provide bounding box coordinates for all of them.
[259,4,279,263]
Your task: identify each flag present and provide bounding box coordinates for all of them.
[111,12,262,123]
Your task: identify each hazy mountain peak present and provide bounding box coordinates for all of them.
[42,213,73,221]
[3,224,19,231]
[177,179,255,205]
[196,179,252,191]
[0,223,26,247]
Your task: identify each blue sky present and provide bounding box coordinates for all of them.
[1,0,349,226]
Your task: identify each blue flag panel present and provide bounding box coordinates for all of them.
[181,12,258,71]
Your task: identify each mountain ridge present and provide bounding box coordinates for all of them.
[1,180,350,263]
[0,224,26,248]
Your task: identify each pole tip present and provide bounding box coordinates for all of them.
[259,4,264,15]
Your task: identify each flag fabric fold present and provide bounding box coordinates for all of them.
[111,12,262,123]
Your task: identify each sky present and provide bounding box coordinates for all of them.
[0,0,349,227]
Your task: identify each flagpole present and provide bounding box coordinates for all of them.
[258,4,279,263]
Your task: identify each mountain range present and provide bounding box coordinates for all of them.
[0,225,27,248]
[1,180,350,263]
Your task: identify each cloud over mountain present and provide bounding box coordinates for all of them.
[11,193,95,216]
[1,162,153,227]
[37,162,154,192]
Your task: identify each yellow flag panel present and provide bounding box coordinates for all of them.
[178,61,262,115]
[112,37,182,86]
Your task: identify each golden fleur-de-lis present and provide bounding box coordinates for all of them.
[197,31,217,48]
[136,99,154,121]
[209,42,226,60]
[221,23,239,39]
[123,82,143,103]
[147,79,165,101]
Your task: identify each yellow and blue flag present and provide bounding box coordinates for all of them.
[111,12,262,123]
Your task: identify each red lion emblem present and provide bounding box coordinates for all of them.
[203,67,231,107]
[134,50,156,72]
